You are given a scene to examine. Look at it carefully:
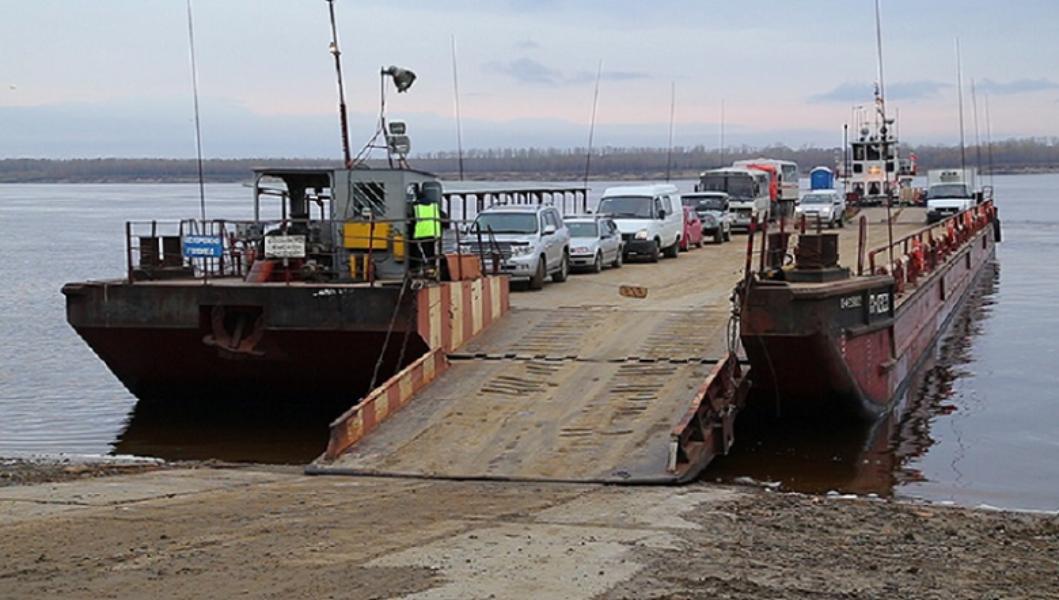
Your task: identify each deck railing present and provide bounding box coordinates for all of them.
[865,199,996,296]
[125,216,504,285]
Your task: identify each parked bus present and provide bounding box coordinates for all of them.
[696,167,770,229]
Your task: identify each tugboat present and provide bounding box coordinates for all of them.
[840,92,918,207]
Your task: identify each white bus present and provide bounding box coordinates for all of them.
[697,167,771,229]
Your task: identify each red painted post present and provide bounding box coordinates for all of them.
[743,217,756,283]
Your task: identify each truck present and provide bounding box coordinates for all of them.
[925,168,977,224]
[696,167,771,229]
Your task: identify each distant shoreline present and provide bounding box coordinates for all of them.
[2,142,1057,183]
[2,166,1056,185]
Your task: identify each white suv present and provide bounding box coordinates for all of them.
[596,184,683,262]
[465,205,571,289]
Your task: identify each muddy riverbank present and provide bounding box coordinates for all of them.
[1,464,1055,599]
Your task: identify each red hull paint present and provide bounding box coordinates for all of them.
[64,277,509,405]
[742,226,996,419]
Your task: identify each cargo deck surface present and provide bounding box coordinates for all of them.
[311,208,927,482]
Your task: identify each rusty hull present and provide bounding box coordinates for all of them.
[62,280,426,403]
[741,225,997,420]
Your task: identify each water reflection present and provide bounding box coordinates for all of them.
[707,263,999,498]
[110,397,348,464]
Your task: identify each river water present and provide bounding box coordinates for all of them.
[0,175,1056,511]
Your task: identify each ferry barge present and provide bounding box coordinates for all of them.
[61,168,590,404]
[739,200,1000,419]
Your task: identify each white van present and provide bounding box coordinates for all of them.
[596,184,683,262]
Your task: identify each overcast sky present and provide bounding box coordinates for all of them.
[2,0,1057,158]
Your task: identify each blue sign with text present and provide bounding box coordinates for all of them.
[182,235,224,258]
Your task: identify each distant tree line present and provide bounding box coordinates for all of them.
[2,137,1057,183]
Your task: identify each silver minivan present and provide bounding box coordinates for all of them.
[464,205,571,289]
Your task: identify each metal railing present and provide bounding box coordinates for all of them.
[865,199,996,296]
[125,216,507,286]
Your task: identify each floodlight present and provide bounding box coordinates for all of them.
[382,65,417,93]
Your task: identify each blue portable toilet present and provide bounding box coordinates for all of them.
[810,167,834,190]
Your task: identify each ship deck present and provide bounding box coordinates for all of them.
[311,208,928,482]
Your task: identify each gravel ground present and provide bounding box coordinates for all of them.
[0,465,1056,599]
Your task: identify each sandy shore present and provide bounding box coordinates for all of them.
[1,462,1056,599]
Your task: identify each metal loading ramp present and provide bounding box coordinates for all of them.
[310,306,745,483]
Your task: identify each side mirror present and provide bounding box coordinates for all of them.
[657,210,666,220]
[543,224,557,235]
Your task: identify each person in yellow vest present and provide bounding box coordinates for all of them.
[410,189,441,275]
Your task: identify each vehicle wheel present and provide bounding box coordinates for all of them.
[648,240,661,263]
[664,238,680,258]
[552,251,569,283]
[591,251,603,274]
[528,257,546,290]
[612,248,623,268]
[714,230,724,244]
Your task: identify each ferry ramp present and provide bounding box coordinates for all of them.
[308,208,921,483]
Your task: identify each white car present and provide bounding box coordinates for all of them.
[596,184,683,262]
[464,205,571,290]
[796,189,846,229]
[566,216,623,273]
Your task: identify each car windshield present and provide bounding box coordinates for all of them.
[566,222,598,238]
[597,196,653,218]
[928,184,970,199]
[683,196,725,211]
[474,212,538,234]
[699,174,755,199]
[801,194,832,204]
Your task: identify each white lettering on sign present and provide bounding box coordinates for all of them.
[264,235,306,258]
[869,292,891,315]
[840,295,862,310]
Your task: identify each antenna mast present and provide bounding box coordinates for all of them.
[665,81,676,182]
[719,99,726,166]
[327,0,353,169]
[185,0,206,223]
[451,34,466,181]
[971,78,983,189]
[583,59,602,189]
[873,0,894,268]
[955,38,968,180]
[984,93,996,188]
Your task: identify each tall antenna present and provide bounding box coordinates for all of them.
[874,0,894,269]
[955,38,968,179]
[326,0,353,169]
[582,59,602,189]
[450,34,465,181]
[185,0,206,222]
[719,99,726,166]
[874,0,886,110]
[984,93,996,188]
[971,78,983,189]
[665,81,676,182]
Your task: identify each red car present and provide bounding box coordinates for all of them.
[680,206,704,251]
